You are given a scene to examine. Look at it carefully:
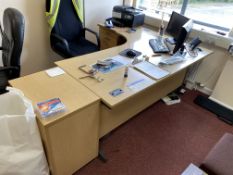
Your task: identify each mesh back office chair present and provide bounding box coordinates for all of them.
[47,0,100,58]
[0,8,25,94]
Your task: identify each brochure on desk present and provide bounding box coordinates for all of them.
[36,98,66,118]
[91,55,169,80]
[92,55,132,74]
[134,61,170,80]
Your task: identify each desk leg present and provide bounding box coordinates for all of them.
[98,150,107,163]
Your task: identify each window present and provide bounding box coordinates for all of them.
[137,0,233,31]
[138,0,182,14]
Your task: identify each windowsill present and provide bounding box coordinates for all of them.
[143,11,233,49]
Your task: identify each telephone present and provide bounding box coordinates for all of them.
[188,37,202,51]
[228,43,233,55]
[105,18,113,28]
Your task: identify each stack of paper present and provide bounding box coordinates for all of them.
[134,61,170,80]
[181,163,207,175]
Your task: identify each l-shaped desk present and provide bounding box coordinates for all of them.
[10,25,212,175]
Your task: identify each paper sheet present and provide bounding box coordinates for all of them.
[46,67,65,77]
[181,163,207,175]
[111,55,132,66]
[134,61,169,80]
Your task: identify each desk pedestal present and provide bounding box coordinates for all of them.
[10,72,100,175]
[99,25,126,50]
[38,103,99,175]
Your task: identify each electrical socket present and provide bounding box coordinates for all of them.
[196,82,205,88]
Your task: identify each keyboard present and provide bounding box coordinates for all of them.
[149,37,170,53]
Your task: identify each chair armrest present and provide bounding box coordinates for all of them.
[84,28,100,49]
[50,33,70,53]
[0,66,20,80]
[0,68,8,95]
[0,66,19,72]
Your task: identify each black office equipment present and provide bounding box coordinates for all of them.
[112,6,145,28]
[126,50,137,58]
[165,11,193,53]
[0,8,25,94]
[188,37,202,51]
[47,0,100,58]
[119,48,142,58]
[166,12,189,40]
[173,19,193,53]
[149,37,170,53]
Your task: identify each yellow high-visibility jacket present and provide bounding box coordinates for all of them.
[45,0,83,32]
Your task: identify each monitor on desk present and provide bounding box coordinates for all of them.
[165,11,189,43]
[165,11,193,53]
[173,19,193,53]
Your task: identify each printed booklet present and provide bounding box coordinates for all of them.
[37,98,66,117]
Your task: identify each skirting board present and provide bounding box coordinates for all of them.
[209,96,233,111]
[186,80,233,111]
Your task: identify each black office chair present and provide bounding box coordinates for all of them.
[47,0,100,58]
[0,8,25,94]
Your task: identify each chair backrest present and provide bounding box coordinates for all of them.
[51,0,84,41]
[2,8,25,79]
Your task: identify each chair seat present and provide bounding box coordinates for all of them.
[201,133,233,175]
[48,0,100,58]
[69,37,99,57]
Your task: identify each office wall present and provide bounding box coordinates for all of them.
[184,29,232,93]
[0,0,122,75]
[188,45,230,93]
[85,0,123,43]
[0,0,61,75]
[85,0,123,33]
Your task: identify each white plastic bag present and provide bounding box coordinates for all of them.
[0,87,49,175]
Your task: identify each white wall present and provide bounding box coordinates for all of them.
[210,58,233,110]
[192,45,231,91]
[0,0,62,76]
[85,0,122,32]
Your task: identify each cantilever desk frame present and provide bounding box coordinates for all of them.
[56,24,212,138]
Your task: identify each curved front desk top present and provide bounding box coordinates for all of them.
[56,25,212,108]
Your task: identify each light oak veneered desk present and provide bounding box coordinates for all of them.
[9,72,100,175]
[56,25,213,138]
[9,24,212,175]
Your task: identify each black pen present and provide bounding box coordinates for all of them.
[124,66,129,78]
